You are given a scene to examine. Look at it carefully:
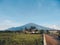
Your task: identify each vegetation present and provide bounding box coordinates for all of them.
[46,30,50,34]
[25,26,36,32]
[58,31,60,39]
[0,32,43,45]
[39,30,44,34]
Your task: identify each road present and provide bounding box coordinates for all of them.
[45,34,60,45]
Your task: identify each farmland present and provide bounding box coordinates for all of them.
[0,32,43,45]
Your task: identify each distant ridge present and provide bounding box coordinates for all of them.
[6,23,55,31]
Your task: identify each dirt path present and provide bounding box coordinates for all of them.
[45,34,60,45]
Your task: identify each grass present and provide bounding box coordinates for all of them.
[0,32,43,45]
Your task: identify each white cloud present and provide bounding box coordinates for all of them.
[0,20,21,30]
[43,24,60,30]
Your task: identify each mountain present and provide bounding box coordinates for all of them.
[6,23,55,31]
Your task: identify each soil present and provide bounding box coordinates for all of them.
[45,34,60,45]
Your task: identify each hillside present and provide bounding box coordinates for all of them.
[6,23,54,31]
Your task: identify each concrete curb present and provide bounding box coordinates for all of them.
[44,34,47,45]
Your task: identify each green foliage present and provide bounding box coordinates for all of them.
[0,32,43,45]
[25,26,37,32]
[40,30,44,34]
[30,26,36,29]
[58,31,60,34]
[46,30,50,34]
[25,27,28,31]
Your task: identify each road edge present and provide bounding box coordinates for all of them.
[44,34,47,45]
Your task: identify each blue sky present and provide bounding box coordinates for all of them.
[0,0,60,30]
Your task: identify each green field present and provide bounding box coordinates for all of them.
[0,32,43,45]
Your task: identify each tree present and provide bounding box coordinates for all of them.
[30,26,36,29]
[40,30,44,34]
[35,29,38,34]
[25,27,28,31]
[58,31,60,39]
[28,26,36,32]
[46,30,50,34]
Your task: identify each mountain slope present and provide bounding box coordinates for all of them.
[6,23,54,31]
